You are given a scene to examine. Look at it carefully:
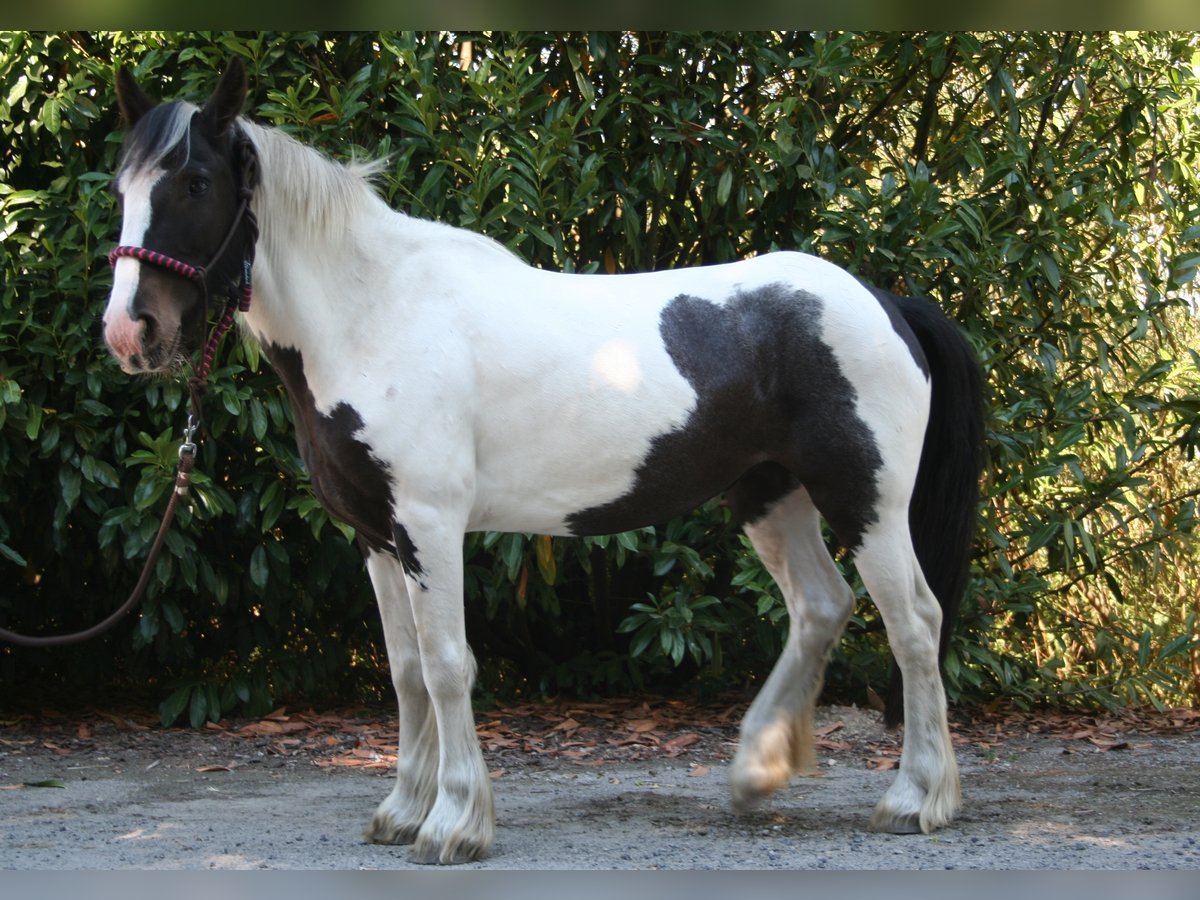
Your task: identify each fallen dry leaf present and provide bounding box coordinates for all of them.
[664,733,701,753]
[688,765,711,778]
[238,720,308,736]
[865,686,885,712]
[816,739,852,751]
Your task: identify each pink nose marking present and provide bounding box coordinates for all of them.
[104,308,145,365]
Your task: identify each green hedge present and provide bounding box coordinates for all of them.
[2,32,1198,725]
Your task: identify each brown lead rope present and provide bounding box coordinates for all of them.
[0,307,231,649]
[0,445,196,648]
[1,288,244,648]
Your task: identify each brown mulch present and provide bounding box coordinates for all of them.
[948,704,1200,756]
[2,698,1197,784]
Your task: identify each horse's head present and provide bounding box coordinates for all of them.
[103,59,255,374]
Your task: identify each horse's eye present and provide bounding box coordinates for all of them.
[188,177,210,197]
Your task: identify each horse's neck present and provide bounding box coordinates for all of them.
[241,148,384,356]
[239,124,527,372]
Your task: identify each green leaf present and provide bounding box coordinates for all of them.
[160,686,191,727]
[42,96,62,134]
[59,467,81,512]
[249,545,269,590]
[629,626,655,658]
[24,404,43,440]
[535,534,556,585]
[189,685,209,729]
[616,531,639,552]
[0,542,27,567]
[716,167,733,206]
[1156,633,1197,661]
[162,600,185,634]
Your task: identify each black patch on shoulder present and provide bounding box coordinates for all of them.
[264,342,396,555]
[863,283,929,378]
[565,284,884,551]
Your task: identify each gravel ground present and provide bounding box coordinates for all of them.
[2,702,1198,870]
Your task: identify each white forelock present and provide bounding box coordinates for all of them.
[115,101,197,189]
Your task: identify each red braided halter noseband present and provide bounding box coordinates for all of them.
[108,245,203,282]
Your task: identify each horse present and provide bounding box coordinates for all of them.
[101,59,984,864]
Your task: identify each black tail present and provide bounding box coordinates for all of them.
[871,289,986,728]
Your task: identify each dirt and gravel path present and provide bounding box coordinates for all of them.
[3,699,1198,869]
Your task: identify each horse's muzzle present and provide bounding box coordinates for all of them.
[103,307,149,373]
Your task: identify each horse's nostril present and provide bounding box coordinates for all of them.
[138,313,157,346]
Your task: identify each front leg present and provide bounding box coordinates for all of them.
[363,550,439,846]
[395,512,494,865]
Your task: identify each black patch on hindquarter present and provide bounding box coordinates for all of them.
[264,343,422,578]
[565,284,885,551]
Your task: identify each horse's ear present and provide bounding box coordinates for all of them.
[201,57,248,135]
[115,66,156,128]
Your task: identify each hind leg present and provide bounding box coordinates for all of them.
[729,486,856,811]
[854,506,960,834]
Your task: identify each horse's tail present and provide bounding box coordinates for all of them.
[875,290,986,728]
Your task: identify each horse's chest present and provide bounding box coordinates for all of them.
[264,343,394,551]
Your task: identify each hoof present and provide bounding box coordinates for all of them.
[730,755,791,815]
[730,779,771,816]
[729,715,813,816]
[365,815,421,846]
[408,836,488,865]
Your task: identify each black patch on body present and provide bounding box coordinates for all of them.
[565,284,885,551]
[265,343,422,580]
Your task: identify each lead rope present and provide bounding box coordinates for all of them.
[0,136,259,649]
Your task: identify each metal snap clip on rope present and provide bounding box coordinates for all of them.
[179,413,199,461]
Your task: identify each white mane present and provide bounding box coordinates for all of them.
[240,119,389,247]
[241,119,522,266]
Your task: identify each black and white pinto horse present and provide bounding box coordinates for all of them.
[103,61,984,864]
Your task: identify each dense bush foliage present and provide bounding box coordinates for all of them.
[2,32,1198,724]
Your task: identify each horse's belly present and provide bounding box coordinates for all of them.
[468,379,701,535]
